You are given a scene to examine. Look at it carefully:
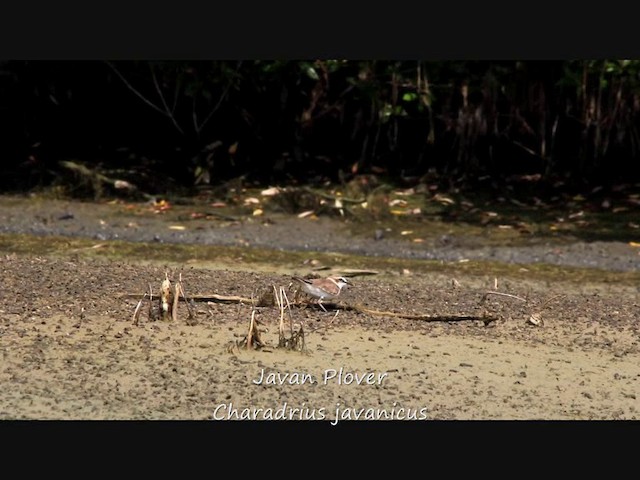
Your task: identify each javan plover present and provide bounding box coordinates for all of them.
[291,276,351,312]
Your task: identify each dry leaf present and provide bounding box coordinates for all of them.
[169,225,186,230]
[114,180,135,190]
[261,187,280,196]
[433,194,455,205]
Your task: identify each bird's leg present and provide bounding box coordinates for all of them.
[317,299,328,312]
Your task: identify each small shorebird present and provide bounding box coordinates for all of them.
[291,276,351,312]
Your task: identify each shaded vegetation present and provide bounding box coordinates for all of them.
[2,60,640,199]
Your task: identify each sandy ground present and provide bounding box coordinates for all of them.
[1,193,639,421]
[1,253,638,421]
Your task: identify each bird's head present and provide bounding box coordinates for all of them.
[332,276,352,289]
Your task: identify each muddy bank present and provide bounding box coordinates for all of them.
[0,194,638,272]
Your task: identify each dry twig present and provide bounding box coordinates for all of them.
[176,273,196,324]
[481,291,528,303]
[337,303,499,325]
[274,285,305,351]
[132,293,147,326]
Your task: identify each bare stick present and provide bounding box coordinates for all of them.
[150,63,184,135]
[281,287,295,334]
[194,62,242,134]
[335,268,379,276]
[539,293,565,310]
[274,285,285,340]
[324,302,499,324]
[147,283,154,321]
[247,310,255,350]
[275,285,304,351]
[132,293,147,325]
[246,309,264,350]
[171,281,180,322]
[481,291,527,303]
[107,61,184,136]
[279,287,287,336]
[177,273,195,321]
[121,292,254,304]
[106,61,167,116]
